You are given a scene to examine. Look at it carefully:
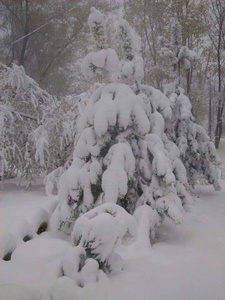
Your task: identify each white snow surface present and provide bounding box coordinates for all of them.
[0,143,225,300]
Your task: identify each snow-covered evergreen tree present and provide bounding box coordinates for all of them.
[164,84,221,191]
[50,8,195,273]
[50,9,222,281]
[160,19,221,191]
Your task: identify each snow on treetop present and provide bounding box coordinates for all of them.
[88,7,105,28]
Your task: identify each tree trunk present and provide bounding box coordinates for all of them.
[214,29,222,148]
[19,0,29,66]
[214,100,222,149]
[208,72,213,139]
[186,68,191,94]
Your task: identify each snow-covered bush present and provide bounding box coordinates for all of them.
[41,93,85,193]
[61,203,137,286]
[0,62,83,186]
[29,93,83,189]
[0,63,51,182]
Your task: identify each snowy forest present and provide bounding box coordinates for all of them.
[0,1,225,300]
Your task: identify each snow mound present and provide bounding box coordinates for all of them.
[11,237,70,264]
[9,220,34,243]
[0,231,17,260]
[0,284,37,300]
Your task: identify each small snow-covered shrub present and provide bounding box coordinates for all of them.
[71,203,137,275]
[60,203,137,285]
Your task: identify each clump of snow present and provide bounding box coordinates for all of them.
[128,205,160,255]
[62,246,105,287]
[0,231,17,259]
[102,143,135,203]
[9,220,34,244]
[141,85,172,119]
[78,83,149,136]
[30,126,49,167]
[44,167,64,196]
[145,134,175,184]
[81,48,120,81]
[120,56,144,85]
[88,7,105,29]
[27,208,50,234]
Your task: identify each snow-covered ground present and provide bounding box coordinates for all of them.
[0,140,225,300]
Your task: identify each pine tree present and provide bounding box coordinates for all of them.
[49,10,196,281]
[160,19,221,191]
